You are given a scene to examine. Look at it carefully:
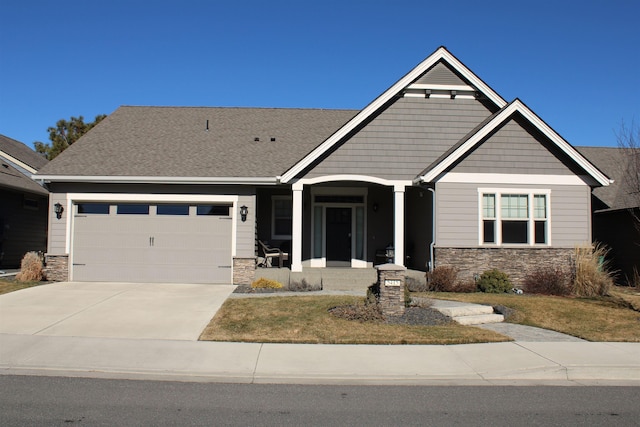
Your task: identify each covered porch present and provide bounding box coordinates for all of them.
[256,177,434,275]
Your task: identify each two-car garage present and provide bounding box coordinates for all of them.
[71,201,234,284]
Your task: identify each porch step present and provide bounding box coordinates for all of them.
[452,313,505,326]
[430,299,504,325]
[435,304,494,318]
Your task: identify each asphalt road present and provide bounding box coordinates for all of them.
[1,375,639,426]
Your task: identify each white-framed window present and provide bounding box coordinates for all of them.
[479,188,550,246]
[272,196,292,239]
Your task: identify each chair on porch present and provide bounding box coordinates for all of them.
[258,240,289,268]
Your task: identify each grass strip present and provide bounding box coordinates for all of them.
[200,295,509,345]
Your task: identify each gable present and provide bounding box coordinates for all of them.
[301,96,495,181]
[451,115,578,176]
[413,61,469,87]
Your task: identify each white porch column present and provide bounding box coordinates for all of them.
[291,182,303,272]
[393,184,405,266]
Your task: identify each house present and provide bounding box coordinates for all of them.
[0,134,49,269]
[34,47,610,285]
[577,146,640,284]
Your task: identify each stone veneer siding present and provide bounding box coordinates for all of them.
[44,254,69,282]
[435,247,575,286]
[233,257,256,285]
[376,264,406,317]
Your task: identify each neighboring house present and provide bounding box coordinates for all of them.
[0,134,49,269]
[34,47,610,285]
[578,146,640,284]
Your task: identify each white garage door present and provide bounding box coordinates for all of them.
[72,203,233,284]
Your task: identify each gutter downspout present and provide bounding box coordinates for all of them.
[427,187,436,272]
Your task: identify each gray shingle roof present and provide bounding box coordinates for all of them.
[0,134,48,195]
[0,159,49,195]
[37,106,358,178]
[0,134,48,170]
[578,146,639,211]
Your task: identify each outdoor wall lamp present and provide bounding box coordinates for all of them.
[54,202,64,219]
[240,205,248,222]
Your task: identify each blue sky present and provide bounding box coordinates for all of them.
[1,0,638,150]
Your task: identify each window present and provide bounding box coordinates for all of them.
[77,203,110,214]
[117,204,149,215]
[196,205,230,216]
[157,204,189,215]
[480,190,549,245]
[272,196,292,239]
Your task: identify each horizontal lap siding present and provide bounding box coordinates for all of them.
[436,182,591,247]
[304,98,492,180]
[453,119,575,175]
[551,185,591,245]
[436,182,478,247]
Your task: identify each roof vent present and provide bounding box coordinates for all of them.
[254,137,260,142]
[270,137,276,142]
[205,120,209,131]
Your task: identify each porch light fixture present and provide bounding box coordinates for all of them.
[372,202,379,213]
[54,202,64,219]
[240,205,248,222]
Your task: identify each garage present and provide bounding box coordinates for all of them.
[71,202,233,284]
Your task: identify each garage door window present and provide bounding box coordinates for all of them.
[157,204,189,215]
[117,204,149,215]
[197,205,230,216]
[77,203,110,214]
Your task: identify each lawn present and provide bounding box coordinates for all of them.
[0,277,45,295]
[200,295,510,345]
[422,290,640,342]
[201,290,640,344]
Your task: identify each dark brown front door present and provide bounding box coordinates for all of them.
[326,207,351,265]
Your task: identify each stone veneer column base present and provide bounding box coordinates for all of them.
[376,264,406,317]
[44,254,69,282]
[233,257,256,286]
[435,247,575,286]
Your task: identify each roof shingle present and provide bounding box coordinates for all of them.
[37,106,358,178]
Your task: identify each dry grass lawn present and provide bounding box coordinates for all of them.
[200,295,510,345]
[0,278,44,295]
[424,291,640,342]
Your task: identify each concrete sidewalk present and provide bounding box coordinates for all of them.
[1,334,639,386]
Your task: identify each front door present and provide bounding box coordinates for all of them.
[325,207,351,266]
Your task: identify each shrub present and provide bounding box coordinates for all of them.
[251,278,283,289]
[405,275,429,292]
[15,251,44,282]
[426,265,458,292]
[452,280,478,293]
[477,269,512,293]
[328,302,384,323]
[523,268,571,296]
[572,243,614,297]
[287,279,322,292]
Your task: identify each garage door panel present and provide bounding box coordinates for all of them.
[72,206,234,284]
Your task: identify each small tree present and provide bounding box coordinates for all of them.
[34,114,107,160]
[616,119,640,232]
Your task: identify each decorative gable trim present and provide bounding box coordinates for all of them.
[418,99,611,187]
[280,47,507,183]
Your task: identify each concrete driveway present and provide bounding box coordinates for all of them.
[0,282,236,341]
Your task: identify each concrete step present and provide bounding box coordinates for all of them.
[453,313,505,326]
[435,304,495,318]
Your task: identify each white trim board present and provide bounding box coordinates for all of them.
[439,173,593,186]
[34,175,277,185]
[0,150,39,174]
